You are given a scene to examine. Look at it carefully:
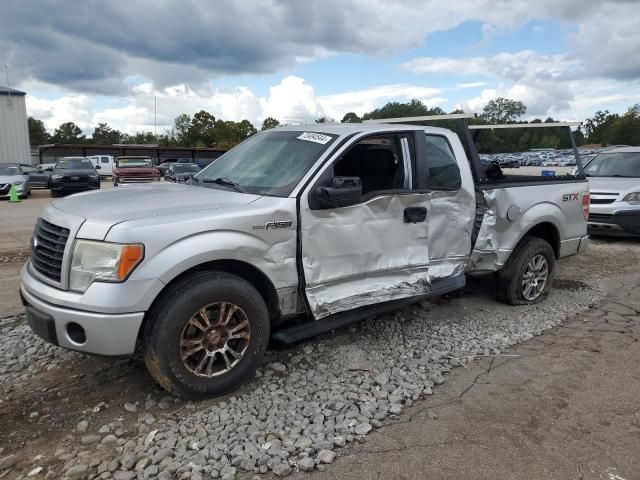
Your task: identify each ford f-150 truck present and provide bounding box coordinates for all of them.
[20,117,590,399]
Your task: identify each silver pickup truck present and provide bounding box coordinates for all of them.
[20,120,590,399]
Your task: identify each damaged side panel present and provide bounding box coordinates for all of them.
[467,182,586,273]
[426,189,475,280]
[300,194,431,319]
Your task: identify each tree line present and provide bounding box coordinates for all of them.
[27,98,640,153]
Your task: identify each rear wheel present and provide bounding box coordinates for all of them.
[143,272,270,399]
[496,236,555,305]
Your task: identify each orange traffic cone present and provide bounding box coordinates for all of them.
[8,184,21,203]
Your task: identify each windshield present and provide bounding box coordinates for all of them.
[117,158,152,168]
[55,159,94,169]
[583,152,640,178]
[194,131,337,196]
[0,165,19,175]
[173,164,200,173]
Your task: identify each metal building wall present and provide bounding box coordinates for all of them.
[0,92,31,164]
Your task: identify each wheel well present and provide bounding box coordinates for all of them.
[524,222,560,258]
[139,260,281,343]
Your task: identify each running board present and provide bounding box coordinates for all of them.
[272,275,465,344]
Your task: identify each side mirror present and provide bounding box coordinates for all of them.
[314,176,362,209]
[95,164,101,170]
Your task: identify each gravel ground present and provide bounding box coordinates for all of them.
[1,237,638,480]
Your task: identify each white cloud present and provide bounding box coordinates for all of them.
[26,95,94,132]
[318,84,444,119]
[402,51,578,81]
[25,76,451,134]
[455,82,487,89]
[259,77,324,124]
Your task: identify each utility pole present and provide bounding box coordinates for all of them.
[154,95,157,140]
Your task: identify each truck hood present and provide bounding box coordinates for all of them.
[588,177,640,194]
[51,183,261,234]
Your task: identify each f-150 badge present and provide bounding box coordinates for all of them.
[253,220,293,230]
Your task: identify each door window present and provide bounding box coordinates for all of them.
[101,157,110,163]
[425,135,461,190]
[333,134,412,198]
[21,165,36,174]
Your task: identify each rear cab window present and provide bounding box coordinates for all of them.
[425,134,461,190]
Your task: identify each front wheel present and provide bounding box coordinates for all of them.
[143,272,270,399]
[496,236,555,305]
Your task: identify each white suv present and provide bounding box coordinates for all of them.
[586,146,640,237]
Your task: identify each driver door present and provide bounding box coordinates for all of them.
[299,132,431,319]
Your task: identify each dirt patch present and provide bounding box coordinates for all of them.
[553,278,590,291]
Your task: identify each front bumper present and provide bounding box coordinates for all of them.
[588,209,640,237]
[20,263,147,356]
[115,176,161,184]
[51,180,100,192]
[0,183,25,198]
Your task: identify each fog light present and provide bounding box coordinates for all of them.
[66,322,86,344]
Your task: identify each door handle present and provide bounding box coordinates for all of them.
[404,206,427,223]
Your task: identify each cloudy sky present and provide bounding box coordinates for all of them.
[2,0,639,135]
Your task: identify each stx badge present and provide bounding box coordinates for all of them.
[253,220,293,230]
[562,193,579,201]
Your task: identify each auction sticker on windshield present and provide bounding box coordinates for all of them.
[297,132,333,145]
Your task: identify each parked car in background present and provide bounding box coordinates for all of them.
[499,159,521,168]
[586,147,640,237]
[50,157,101,198]
[165,163,201,183]
[157,158,194,178]
[19,163,51,188]
[112,156,161,186]
[88,155,115,178]
[0,163,30,199]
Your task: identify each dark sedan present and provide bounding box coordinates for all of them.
[165,163,201,183]
[20,163,51,188]
[50,157,101,197]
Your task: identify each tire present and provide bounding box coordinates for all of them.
[143,271,270,399]
[51,190,60,198]
[496,236,555,305]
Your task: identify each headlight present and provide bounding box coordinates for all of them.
[89,172,99,178]
[623,192,640,204]
[70,240,144,292]
[13,180,24,186]
[51,174,63,180]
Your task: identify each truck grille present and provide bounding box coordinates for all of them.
[31,218,69,282]
[59,174,90,187]
[119,176,159,183]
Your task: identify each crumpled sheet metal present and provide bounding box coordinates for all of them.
[427,187,475,280]
[301,194,430,319]
[467,188,514,272]
[306,266,431,319]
